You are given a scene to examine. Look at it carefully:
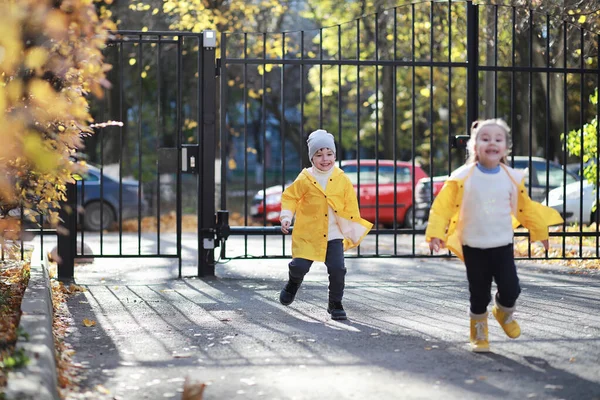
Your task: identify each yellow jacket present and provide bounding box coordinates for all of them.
[425,163,563,261]
[281,167,373,261]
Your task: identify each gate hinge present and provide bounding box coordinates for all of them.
[216,58,221,77]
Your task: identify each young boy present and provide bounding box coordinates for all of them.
[279,129,372,320]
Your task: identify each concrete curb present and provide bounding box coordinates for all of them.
[5,246,59,400]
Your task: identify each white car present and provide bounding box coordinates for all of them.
[544,181,598,225]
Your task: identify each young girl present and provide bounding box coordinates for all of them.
[426,118,563,352]
[279,129,373,320]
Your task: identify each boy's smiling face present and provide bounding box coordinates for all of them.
[312,148,335,171]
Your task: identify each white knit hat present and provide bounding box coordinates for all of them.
[307,129,336,161]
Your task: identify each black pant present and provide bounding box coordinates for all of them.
[463,243,521,315]
[288,239,346,302]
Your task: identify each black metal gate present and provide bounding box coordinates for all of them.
[218,1,600,262]
[54,1,600,278]
[56,30,220,279]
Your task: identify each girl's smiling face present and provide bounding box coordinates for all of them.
[475,124,508,168]
[312,148,336,171]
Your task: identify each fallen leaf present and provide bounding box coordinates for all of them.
[82,318,96,327]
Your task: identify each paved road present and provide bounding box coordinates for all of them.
[56,233,600,400]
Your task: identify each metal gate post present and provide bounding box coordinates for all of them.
[466,1,479,129]
[57,181,77,281]
[198,30,217,277]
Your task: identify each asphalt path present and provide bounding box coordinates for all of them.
[53,234,600,400]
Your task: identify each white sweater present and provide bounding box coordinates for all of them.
[460,166,515,249]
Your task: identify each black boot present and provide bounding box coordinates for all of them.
[327,300,347,320]
[279,276,302,306]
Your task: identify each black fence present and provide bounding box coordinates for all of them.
[37,1,600,278]
[218,1,600,261]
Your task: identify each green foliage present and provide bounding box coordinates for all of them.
[564,89,598,187]
[16,327,29,342]
[0,348,30,370]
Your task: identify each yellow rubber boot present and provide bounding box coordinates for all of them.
[492,301,521,339]
[470,312,490,353]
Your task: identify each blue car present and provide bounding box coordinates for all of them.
[78,165,147,231]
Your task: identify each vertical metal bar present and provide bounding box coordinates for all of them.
[157,35,162,254]
[199,33,218,276]
[137,34,143,255]
[338,25,342,167]
[301,31,305,169]
[579,28,585,256]
[100,76,106,256]
[494,5,498,117]
[412,3,417,255]
[218,34,228,262]
[261,33,267,256]
[562,21,568,256]
[243,33,249,257]
[528,11,533,258]
[427,2,434,254]
[198,34,204,266]
[393,7,398,254]
[80,170,85,255]
[57,183,76,280]
[119,40,124,255]
[375,12,380,255]
[447,1,453,178]
[545,14,550,258]
[356,18,361,257]
[511,7,516,166]
[281,32,286,256]
[592,34,600,258]
[320,28,323,127]
[176,35,183,276]
[466,1,479,129]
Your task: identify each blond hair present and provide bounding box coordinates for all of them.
[465,118,513,165]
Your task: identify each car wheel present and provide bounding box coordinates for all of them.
[83,202,115,231]
[403,206,414,228]
[591,210,599,226]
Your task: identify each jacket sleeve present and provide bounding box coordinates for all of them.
[515,180,564,242]
[280,174,306,217]
[425,180,458,242]
[343,175,361,216]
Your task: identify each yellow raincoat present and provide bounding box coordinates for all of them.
[281,167,373,261]
[425,163,563,261]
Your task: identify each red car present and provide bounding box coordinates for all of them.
[250,159,428,228]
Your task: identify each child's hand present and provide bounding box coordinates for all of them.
[429,238,445,252]
[540,239,549,250]
[281,220,291,234]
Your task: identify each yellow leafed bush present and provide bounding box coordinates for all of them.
[0,0,115,237]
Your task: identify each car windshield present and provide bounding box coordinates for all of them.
[342,165,410,185]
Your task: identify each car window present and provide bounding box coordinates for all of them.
[534,162,578,188]
[84,172,100,182]
[342,165,410,184]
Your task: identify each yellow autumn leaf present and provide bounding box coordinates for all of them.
[129,58,137,66]
[83,318,97,327]
[420,87,431,98]
[457,98,465,107]
[578,15,586,24]
[45,10,69,39]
